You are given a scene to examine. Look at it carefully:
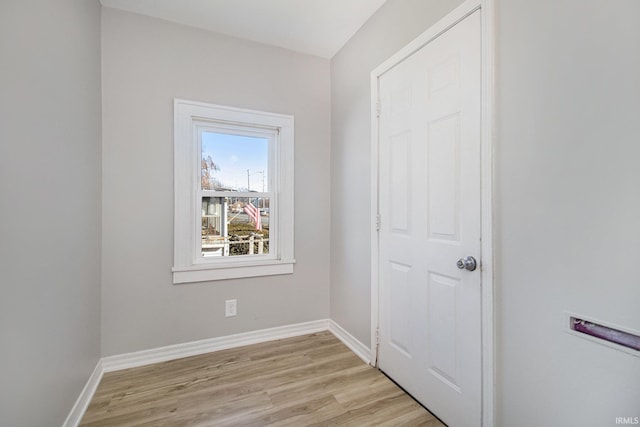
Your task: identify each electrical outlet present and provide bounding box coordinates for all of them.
[225,299,237,317]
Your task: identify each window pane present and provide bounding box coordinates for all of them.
[202,197,270,257]
[201,131,268,191]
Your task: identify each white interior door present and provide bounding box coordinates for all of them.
[377,10,482,427]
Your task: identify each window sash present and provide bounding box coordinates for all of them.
[196,125,275,193]
[195,124,277,264]
[201,191,270,198]
[195,194,276,263]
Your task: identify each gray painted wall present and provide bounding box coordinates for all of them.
[330,0,465,347]
[0,0,102,425]
[496,1,640,425]
[332,0,640,425]
[101,8,331,356]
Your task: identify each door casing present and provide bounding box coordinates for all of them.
[369,0,495,425]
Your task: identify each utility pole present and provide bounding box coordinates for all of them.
[259,171,265,208]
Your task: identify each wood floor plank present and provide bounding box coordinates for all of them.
[81,331,445,426]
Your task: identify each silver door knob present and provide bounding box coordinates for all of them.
[456,256,477,271]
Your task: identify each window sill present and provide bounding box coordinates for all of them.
[172,260,295,284]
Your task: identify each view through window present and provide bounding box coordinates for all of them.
[200,131,272,258]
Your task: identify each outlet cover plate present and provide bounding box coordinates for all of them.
[225,299,237,317]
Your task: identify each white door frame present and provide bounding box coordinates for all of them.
[369,0,495,425]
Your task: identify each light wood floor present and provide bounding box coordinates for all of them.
[81,331,445,426]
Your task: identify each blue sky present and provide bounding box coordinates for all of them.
[202,131,268,191]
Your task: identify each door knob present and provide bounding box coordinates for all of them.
[456,256,477,271]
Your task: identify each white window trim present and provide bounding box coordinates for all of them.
[173,99,295,283]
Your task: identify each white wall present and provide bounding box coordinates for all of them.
[101,8,331,356]
[330,0,465,347]
[496,1,640,425]
[0,0,102,425]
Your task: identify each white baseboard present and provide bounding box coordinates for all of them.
[101,319,330,373]
[328,319,371,365]
[64,318,373,426]
[62,359,104,427]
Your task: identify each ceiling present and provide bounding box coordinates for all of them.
[100,0,388,58]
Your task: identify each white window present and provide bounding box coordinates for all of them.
[173,99,294,283]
